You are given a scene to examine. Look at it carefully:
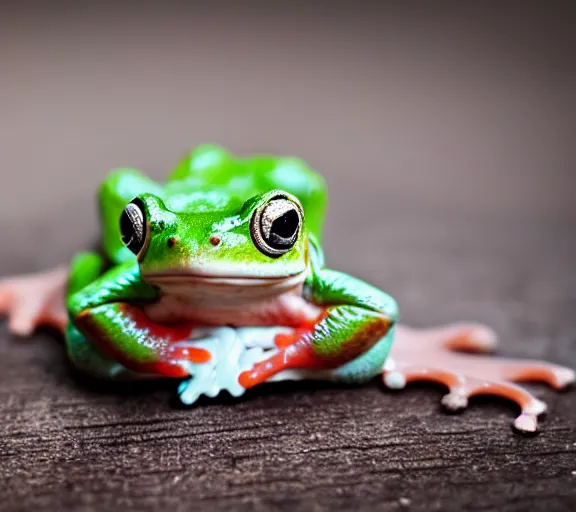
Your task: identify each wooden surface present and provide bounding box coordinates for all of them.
[1,3,575,511]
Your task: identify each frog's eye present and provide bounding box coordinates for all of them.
[120,198,148,257]
[251,196,303,257]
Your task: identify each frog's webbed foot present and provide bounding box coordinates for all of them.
[176,326,288,405]
[0,266,68,336]
[384,323,575,433]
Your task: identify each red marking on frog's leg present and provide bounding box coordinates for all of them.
[120,304,213,374]
[0,265,68,336]
[239,307,393,389]
[239,337,328,388]
[166,344,212,364]
[274,327,312,349]
[272,309,329,350]
[78,302,211,379]
[384,323,575,433]
[239,314,329,388]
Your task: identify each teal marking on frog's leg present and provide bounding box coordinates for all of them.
[331,327,396,384]
[65,323,142,380]
[99,168,164,265]
[239,268,398,388]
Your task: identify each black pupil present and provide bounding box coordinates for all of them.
[270,209,299,240]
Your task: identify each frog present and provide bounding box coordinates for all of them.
[0,144,573,433]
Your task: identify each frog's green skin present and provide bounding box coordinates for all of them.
[65,144,398,400]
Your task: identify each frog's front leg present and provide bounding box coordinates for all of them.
[385,324,575,433]
[238,269,398,388]
[67,263,210,379]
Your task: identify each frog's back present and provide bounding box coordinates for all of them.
[99,144,327,265]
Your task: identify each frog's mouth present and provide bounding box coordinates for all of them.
[142,259,307,287]
[143,271,305,288]
[141,269,308,311]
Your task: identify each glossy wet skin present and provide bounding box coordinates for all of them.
[59,147,398,385]
[124,189,316,325]
[132,190,308,283]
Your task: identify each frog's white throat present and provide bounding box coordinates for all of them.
[140,270,316,326]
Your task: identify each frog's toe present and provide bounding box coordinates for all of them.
[8,310,36,337]
[395,322,499,355]
[177,377,203,405]
[502,361,575,390]
[0,285,13,310]
[0,266,68,336]
[7,297,67,336]
[1,289,42,336]
[382,369,407,390]
[176,359,231,404]
[177,379,190,395]
[383,364,474,414]
[440,389,469,411]
[439,323,499,353]
[554,367,576,388]
[466,380,548,434]
[11,292,54,336]
[383,361,465,393]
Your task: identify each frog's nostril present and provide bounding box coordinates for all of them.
[167,236,178,248]
[209,235,221,246]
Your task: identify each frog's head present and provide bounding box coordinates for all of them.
[119,190,308,302]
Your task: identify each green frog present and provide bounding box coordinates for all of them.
[0,145,573,433]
